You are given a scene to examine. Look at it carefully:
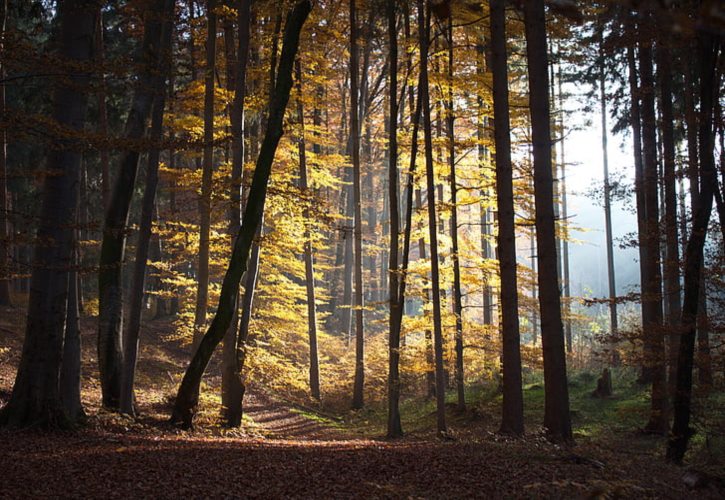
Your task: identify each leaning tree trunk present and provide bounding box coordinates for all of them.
[523,0,572,443]
[170,0,312,429]
[667,29,719,465]
[0,0,96,429]
[119,11,174,416]
[193,0,218,350]
[490,0,524,436]
[221,0,251,428]
[418,0,447,436]
[97,0,170,410]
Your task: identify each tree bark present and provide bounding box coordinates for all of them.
[296,60,321,401]
[386,0,402,438]
[418,0,447,436]
[490,0,524,436]
[638,19,667,434]
[119,10,174,416]
[667,30,718,465]
[170,0,312,429]
[97,0,170,410]
[193,0,218,350]
[0,0,96,428]
[221,0,251,428]
[350,0,365,410]
[523,0,572,443]
[0,0,11,307]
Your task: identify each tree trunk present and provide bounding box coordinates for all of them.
[96,13,111,213]
[638,22,667,434]
[656,39,681,401]
[418,0,447,436]
[446,15,465,413]
[170,0,312,429]
[490,0,524,436]
[667,30,718,464]
[97,0,170,410]
[0,0,96,428]
[193,0,218,350]
[523,0,572,443]
[119,11,173,416]
[296,60,321,401]
[386,0,402,438]
[599,35,618,344]
[0,0,11,307]
[350,0,365,410]
[222,0,251,428]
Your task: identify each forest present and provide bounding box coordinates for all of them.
[0,0,723,497]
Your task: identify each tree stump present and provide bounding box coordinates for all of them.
[591,368,613,398]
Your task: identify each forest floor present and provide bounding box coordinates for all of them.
[1,308,724,498]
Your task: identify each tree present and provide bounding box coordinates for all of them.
[170,0,313,429]
[523,0,572,443]
[419,0,447,436]
[490,0,524,436]
[221,0,252,428]
[97,0,172,410]
[0,0,11,307]
[667,27,719,465]
[0,0,97,428]
[193,0,218,350]
[119,8,175,416]
[350,0,365,410]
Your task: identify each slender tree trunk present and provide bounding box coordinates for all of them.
[667,30,718,464]
[96,13,111,213]
[97,0,170,410]
[446,15,465,413]
[599,36,618,343]
[639,21,667,434]
[523,0,572,443]
[60,209,84,422]
[0,0,11,307]
[418,0,447,435]
[490,0,524,436]
[556,53,572,355]
[119,12,173,416]
[350,0,365,410]
[0,0,96,428]
[222,0,251,428]
[193,0,218,350]
[171,0,312,429]
[656,39,681,400]
[386,0,402,438]
[296,60,321,401]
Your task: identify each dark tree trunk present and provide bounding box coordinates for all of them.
[490,0,524,436]
[418,0,447,436]
[523,0,572,443]
[60,216,84,422]
[350,0,365,410]
[667,30,718,465]
[96,13,111,213]
[97,0,170,410]
[0,0,11,307]
[119,11,174,416]
[446,15,465,413]
[296,60,321,401]
[639,23,667,435]
[193,0,218,349]
[222,0,251,428]
[0,0,96,428]
[170,0,312,429]
[386,0,402,438]
[656,39,681,400]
